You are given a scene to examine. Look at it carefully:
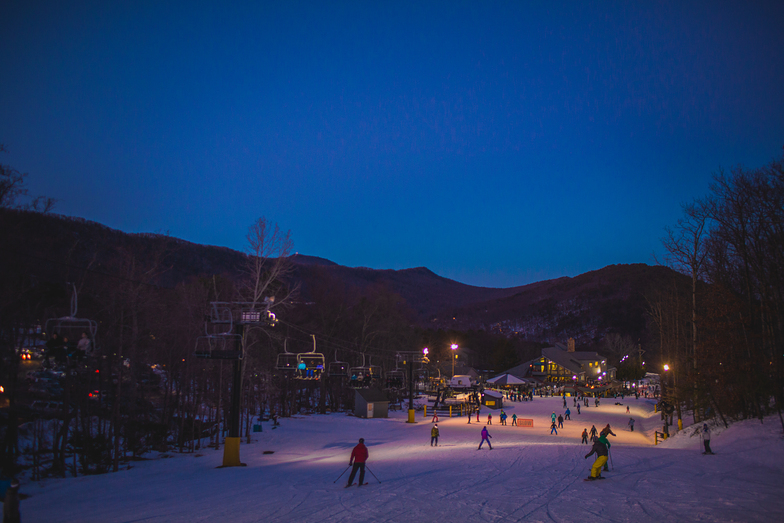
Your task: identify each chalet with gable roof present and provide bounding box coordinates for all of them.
[502,338,616,385]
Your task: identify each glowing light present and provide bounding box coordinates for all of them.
[451,344,458,350]
[423,348,429,355]
[663,364,670,371]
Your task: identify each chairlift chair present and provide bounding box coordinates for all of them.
[328,351,349,379]
[44,284,98,361]
[275,339,298,372]
[296,335,325,379]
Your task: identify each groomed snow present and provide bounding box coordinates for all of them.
[19,396,784,522]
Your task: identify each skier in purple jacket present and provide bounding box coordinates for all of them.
[478,426,493,450]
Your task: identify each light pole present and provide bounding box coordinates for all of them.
[451,344,458,378]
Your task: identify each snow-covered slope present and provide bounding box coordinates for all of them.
[19,396,784,522]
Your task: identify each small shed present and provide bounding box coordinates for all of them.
[354,388,390,419]
[482,390,503,410]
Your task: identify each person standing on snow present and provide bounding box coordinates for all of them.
[628,418,635,432]
[702,424,713,454]
[577,403,581,415]
[557,414,564,428]
[584,435,609,480]
[431,424,440,446]
[511,413,517,426]
[589,425,598,440]
[346,438,369,487]
[478,426,493,449]
[581,428,589,444]
[565,407,571,420]
[551,411,557,424]
[550,420,558,435]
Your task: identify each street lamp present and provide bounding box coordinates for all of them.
[450,344,458,378]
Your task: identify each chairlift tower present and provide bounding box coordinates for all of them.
[196,301,277,467]
[397,350,429,424]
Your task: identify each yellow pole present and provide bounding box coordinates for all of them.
[677,418,683,431]
[408,409,415,423]
[424,405,427,418]
[222,437,242,467]
[449,406,452,417]
[655,432,658,445]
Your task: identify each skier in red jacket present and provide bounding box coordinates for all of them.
[346,438,369,487]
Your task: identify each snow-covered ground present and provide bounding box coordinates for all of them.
[18,395,784,522]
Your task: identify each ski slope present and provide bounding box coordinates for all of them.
[19,395,784,522]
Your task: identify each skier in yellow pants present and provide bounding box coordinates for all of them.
[584,437,609,480]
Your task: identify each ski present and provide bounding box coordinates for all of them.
[584,477,606,481]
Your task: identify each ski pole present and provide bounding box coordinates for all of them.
[365,465,381,484]
[333,465,351,484]
[609,448,614,470]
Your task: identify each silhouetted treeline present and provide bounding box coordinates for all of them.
[653,152,784,428]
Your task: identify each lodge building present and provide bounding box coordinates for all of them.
[503,339,616,385]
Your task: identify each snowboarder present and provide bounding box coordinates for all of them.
[702,424,714,454]
[584,435,609,480]
[487,413,492,425]
[628,418,635,432]
[589,425,598,440]
[511,413,517,426]
[565,408,571,420]
[478,426,493,449]
[557,414,564,428]
[581,428,589,444]
[431,424,440,446]
[346,438,369,487]
[550,420,558,435]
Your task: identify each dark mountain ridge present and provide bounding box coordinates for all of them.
[1,209,679,346]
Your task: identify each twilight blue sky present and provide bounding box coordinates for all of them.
[2,1,783,288]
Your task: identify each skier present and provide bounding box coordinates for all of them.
[431,424,440,446]
[550,420,558,435]
[478,426,493,449]
[558,414,564,428]
[581,428,589,444]
[432,410,439,423]
[487,413,492,425]
[628,417,635,432]
[595,397,600,407]
[600,424,616,438]
[511,413,517,426]
[346,438,369,487]
[702,424,714,454]
[476,407,481,423]
[589,425,598,440]
[563,396,567,408]
[500,410,507,426]
[584,435,609,480]
[577,403,581,415]
[565,407,571,420]
[626,405,630,414]
[551,411,557,424]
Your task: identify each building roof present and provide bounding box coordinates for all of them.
[355,389,389,403]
